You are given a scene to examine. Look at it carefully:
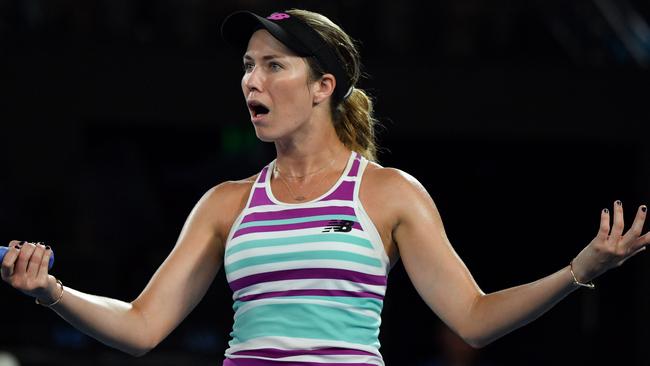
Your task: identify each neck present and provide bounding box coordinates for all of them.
[274,116,349,178]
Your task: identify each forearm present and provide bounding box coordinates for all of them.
[47,280,153,356]
[462,264,578,348]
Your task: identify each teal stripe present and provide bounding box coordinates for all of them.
[237,214,358,230]
[226,233,373,257]
[230,302,380,346]
[226,250,382,273]
[234,296,383,313]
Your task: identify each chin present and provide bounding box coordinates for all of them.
[252,126,280,143]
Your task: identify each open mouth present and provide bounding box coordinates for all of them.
[248,100,270,118]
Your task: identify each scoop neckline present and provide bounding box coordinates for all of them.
[265,151,355,206]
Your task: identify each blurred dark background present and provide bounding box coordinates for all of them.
[1,0,649,365]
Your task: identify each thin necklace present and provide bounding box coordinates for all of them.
[274,157,336,180]
[274,157,337,201]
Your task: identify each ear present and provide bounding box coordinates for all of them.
[312,73,336,105]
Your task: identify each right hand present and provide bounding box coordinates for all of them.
[1,240,59,303]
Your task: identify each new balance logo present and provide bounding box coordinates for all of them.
[322,220,354,233]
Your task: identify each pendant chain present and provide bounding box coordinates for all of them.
[274,158,337,201]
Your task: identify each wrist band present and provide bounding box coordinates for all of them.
[35,279,64,307]
[569,261,595,289]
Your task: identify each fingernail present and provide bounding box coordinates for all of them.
[616,200,622,206]
[642,206,647,213]
[603,208,609,214]
[45,246,51,251]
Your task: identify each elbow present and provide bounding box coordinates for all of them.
[121,338,157,357]
[129,346,154,358]
[125,337,159,357]
[125,303,159,357]
[461,335,490,349]
[455,325,493,349]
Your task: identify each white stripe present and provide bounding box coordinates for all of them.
[225,240,379,264]
[240,199,356,215]
[227,224,370,249]
[354,158,391,272]
[227,353,382,364]
[232,278,386,300]
[226,259,386,282]
[225,336,383,361]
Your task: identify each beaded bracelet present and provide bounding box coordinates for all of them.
[569,261,595,289]
[35,279,64,307]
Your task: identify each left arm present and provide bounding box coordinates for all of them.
[387,170,649,348]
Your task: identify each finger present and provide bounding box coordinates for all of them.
[27,243,46,278]
[596,208,611,239]
[635,231,650,248]
[37,246,52,279]
[15,242,36,275]
[623,205,647,244]
[1,242,23,280]
[611,200,625,238]
[618,246,646,266]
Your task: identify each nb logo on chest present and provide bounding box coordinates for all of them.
[322,220,354,233]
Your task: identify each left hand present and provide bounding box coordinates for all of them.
[571,200,650,284]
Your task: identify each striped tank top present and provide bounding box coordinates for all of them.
[223,151,390,366]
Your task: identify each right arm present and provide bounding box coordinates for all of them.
[1,181,249,356]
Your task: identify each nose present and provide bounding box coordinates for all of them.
[242,66,264,95]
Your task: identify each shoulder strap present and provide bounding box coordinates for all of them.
[248,165,275,208]
[320,152,362,202]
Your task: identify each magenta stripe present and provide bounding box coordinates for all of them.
[347,155,361,177]
[250,187,275,208]
[238,289,384,302]
[322,181,354,201]
[233,220,362,239]
[232,347,377,358]
[242,206,356,224]
[258,166,269,182]
[229,268,387,292]
[224,358,377,366]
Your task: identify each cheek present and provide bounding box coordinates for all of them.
[274,83,311,115]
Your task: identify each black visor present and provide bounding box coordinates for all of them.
[221,11,352,102]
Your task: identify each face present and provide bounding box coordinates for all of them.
[242,29,316,142]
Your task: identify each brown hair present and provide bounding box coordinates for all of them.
[286,9,379,162]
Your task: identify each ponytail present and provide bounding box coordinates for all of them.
[334,88,378,162]
[287,9,381,162]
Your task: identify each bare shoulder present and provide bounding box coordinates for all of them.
[359,162,437,263]
[205,174,257,203]
[199,174,258,239]
[361,162,432,204]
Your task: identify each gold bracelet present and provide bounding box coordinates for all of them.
[569,261,595,289]
[35,279,64,307]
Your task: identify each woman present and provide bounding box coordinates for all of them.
[2,9,649,366]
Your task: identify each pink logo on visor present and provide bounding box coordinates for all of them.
[267,13,290,20]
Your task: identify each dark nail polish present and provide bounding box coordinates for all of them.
[616,200,622,206]
[642,206,647,213]
[45,246,51,250]
[603,208,609,214]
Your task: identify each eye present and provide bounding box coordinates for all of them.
[269,62,283,71]
[243,62,254,73]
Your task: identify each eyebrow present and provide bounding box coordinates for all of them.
[243,54,285,62]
